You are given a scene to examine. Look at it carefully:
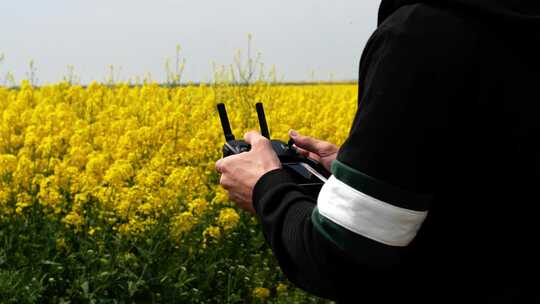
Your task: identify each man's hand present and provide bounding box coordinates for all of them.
[289,129,339,172]
[215,131,281,214]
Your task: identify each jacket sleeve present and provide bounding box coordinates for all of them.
[252,169,407,301]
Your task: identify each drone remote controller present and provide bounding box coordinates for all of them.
[217,102,331,198]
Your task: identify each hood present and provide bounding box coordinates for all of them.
[378,0,540,26]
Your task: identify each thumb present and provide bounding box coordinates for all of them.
[244,130,270,149]
[289,129,321,153]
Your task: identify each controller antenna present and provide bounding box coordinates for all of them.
[255,102,271,139]
[217,103,235,141]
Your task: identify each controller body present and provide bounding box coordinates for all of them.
[221,137,330,199]
[222,138,330,198]
[217,102,330,198]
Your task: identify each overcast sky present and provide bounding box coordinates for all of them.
[1,0,380,84]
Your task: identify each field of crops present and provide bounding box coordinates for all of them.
[0,80,357,303]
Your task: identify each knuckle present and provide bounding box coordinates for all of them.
[215,161,223,172]
[255,137,270,147]
[218,157,233,172]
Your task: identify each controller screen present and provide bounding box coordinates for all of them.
[283,163,326,185]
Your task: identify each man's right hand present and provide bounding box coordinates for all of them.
[288,129,339,173]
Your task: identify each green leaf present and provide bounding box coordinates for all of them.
[40,260,61,266]
[81,281,89,295]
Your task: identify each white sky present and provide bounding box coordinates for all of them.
[0,0,380,84]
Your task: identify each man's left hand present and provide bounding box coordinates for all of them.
[215,131,281,214]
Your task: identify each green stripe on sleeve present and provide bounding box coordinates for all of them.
[331,160,431,211]
[311,207,405,258]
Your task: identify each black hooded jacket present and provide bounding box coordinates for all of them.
[252,1,540,303]
[379,0,540,25]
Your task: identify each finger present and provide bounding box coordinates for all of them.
[219,174,232,189]
[230,193,249,207]
[215,158,226,173]
[289,130,320,153]
[228,192,251,211]
[297,148,321,162]
[228,191,241,203]
[244,130,269,149]
[216,156,235,174]
[293,144,310,157]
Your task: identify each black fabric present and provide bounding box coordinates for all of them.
[378,0,540,26]
[331,159,432,211]
[253,169,410,303]
[252,2,540,303]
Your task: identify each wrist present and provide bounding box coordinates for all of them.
[252,168,297,214]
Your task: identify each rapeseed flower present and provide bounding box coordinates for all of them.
[0,81,357,269]
[217,208,240,231]
[252,287,270,299]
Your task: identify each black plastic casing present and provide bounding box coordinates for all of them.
[222,138,331,199]
[217,102,330,199]
[223,140,251,157]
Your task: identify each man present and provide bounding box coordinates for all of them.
[216,0,540,302]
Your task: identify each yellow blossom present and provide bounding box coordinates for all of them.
[171,211,197,238]
[188,198,208,216]
[62,211,84,231]
[56,238,68,251]
[15,192,32,214]
[204,225,221,239]
[137,202,155,216]
[212,186,230,205]
[37,176,64,214]
[104,160,134,187]
[217,208,240,231]
[0,189,10,203]
[0,81,357,260]
[276,283,288,294]
[0,154,17,175]
[252,287,270,299]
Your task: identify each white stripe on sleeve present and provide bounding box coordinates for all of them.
[317,175,428,247]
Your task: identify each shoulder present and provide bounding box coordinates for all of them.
[379,3,479,37]
[356,3,486,95]
[373,3,484,60]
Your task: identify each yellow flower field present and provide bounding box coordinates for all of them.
[0,80,357,303]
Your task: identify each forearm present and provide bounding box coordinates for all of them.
[252,169,404,301]
[252,169,338,298]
